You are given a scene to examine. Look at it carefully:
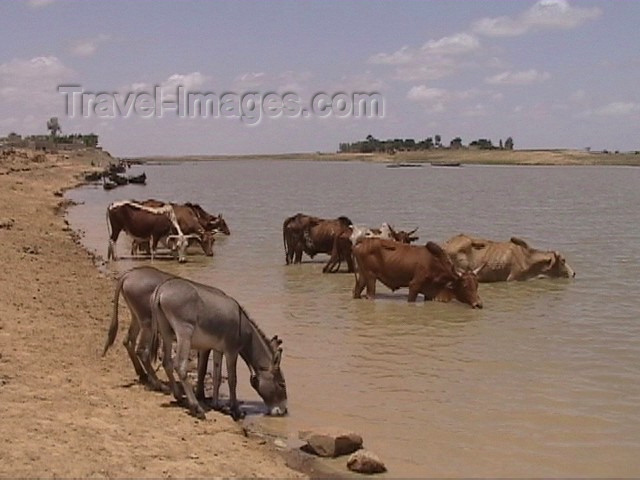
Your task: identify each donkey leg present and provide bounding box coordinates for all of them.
[211,351,223,411]
[175,337,205,420]
[225,353,244,420]
[138,327,169,393]
[122,318,147,383]
[196,349,210,401]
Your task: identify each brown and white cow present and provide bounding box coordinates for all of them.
[129,200,216,257]
[444,234,575,282]
[106,200,189,262]
[352,237,483,308]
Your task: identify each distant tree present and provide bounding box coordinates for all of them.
[425,137,434,149]
[47,117,61,137]
[434,134,441,147]
[450,137,463,149]
[504,137,514,150]
[499,139,503,149]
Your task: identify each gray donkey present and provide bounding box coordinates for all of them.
[151,277,288,420]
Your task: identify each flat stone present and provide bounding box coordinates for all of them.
[299,427,363,457]
[347,449,387,474]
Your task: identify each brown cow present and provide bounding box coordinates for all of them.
[352,238,483,308]
[185,202,231,235]
[444,234,575,282]
[282,213,321,264]
[282,213,353,271]
[106,200,189,262]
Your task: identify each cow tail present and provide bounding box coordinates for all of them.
[103,272,126,356]
[106,206,113,260]
[282,218,290,264]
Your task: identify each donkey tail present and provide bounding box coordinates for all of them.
[103,272,126,356]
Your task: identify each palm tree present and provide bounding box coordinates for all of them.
[47,117,61,137]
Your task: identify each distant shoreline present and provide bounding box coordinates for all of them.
[127,149,640,167]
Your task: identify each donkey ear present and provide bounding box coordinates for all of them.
[272,348,282,369]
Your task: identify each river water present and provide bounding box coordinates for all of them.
[66,159,640,477]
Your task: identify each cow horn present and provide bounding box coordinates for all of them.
[472,263,487,276]
[408,227,419,235]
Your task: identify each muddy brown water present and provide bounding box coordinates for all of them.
[66,159,640,477]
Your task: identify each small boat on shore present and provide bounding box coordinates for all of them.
[127,172,147,185]
[386,162,424,168]
[431,161,461,167]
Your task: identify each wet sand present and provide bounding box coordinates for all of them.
[0,148,303,478]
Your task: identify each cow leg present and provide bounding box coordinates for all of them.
[365,277,377,299]
[225,352,244,420]
[107,227,122,261]
[346,254,355,273]
[175,336,206,420]
[353,271,367,299]
[122,318,147,383]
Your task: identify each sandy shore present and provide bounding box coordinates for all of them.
[133,148,640,166]
[0,148,303,478]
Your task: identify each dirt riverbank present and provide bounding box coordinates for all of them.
[0,148,303,478]
[132,148,640,166]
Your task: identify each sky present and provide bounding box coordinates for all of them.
[0,0,639,156]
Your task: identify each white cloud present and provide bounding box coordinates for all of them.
[421,33,480,55]
[26,0,55,8]
[235,72,266,88]
[474,0,601,37]
[593,102,640,116]
[369,33,480,82]
[69,34,110,57]
[485,69,550,85]
[0,56,74,105]
[369,45,413,66]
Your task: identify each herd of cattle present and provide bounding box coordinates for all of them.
[282,213,576,309]
[103,205,575,418]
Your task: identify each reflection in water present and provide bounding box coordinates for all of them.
[67,161,640,477]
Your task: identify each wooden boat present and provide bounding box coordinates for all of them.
[386,162,424,168]
[102,179,118,190]
[127,172,147,185]
[430,161,461,167]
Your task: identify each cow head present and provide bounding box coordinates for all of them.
[200,231,216,256]
[540,251,575,278]
[390,226,419,244]
[166,234,189,263]
[449,265,484,308]
[249,346,288,416]
[428,241,483,308]
[208,214,230,235]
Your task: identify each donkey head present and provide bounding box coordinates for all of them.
[250,339,287,416]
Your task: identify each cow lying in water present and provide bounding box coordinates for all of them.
[352,238,483,308]
[444,234,575,282]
